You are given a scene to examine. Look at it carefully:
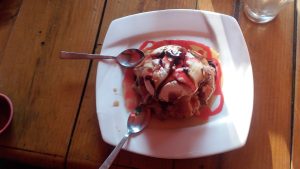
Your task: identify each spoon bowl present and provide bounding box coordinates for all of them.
[60,49,145,68]
[127,109,151,134]
[99,107,151,169]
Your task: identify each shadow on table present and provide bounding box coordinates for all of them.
[0,158,43,169]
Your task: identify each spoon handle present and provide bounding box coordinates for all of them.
[99,134,129,169]
[60,51,115,60]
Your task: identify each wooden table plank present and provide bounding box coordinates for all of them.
[66,60,110,169]
[67,0,198,169]
[0,0,105,168]
[219,2,294,169]
[292,1,300,169]
[196,0,236,14]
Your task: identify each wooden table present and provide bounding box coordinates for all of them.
[0,0,298,169]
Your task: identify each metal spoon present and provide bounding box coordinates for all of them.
[60,49,145,68]
[99,108,151,169]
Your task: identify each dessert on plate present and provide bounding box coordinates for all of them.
[123,40,223,120]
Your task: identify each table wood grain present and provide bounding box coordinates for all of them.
[0,0,105,168]
[0,0,298,169]
[292,1,300,169]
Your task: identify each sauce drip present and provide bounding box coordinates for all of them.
[123,40,224,120]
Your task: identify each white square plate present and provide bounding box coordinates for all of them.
[96,9,253,158]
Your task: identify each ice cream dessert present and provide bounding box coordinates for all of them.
[123,40,223,119]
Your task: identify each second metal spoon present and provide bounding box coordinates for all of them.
[60,49,145,68]
[99,108,151,169]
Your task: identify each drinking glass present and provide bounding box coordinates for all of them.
[244,0,293,23]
